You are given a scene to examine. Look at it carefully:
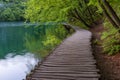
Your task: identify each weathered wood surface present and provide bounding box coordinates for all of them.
[26,30,100,80]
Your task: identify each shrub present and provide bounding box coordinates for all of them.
[101,21,120,55]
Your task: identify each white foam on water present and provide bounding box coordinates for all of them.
[0,52,39,80]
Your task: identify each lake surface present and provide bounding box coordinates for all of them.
[0,22,39,80]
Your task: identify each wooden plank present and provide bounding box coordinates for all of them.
[42,64,96,67]
[32,73,100,78]
[31,78,99,80]
[26,30,100,80]
[42,62,96,65]
[36,67,99,72]
[34,71,98,74]
[35,68,100,72]
[43,60,97,63]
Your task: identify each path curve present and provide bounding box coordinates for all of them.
[26,29,100,80]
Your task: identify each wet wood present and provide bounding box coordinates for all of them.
[26,30,100,80]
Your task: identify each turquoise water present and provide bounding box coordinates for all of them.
[0,22,39,80]
[0,22,69,80]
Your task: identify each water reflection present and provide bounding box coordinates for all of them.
[0,22,34,58]
[0,22,38,80]
[0,53,39,80]
[0,22,68,80]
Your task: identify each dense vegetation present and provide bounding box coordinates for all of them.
[25,0,101,28]
[0,0,25,21]
[25,0,120,55]
[89,0,120,55]
[25,24,70,57]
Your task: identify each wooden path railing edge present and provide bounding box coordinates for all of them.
[25,23,100,80]
[25,23,77,80]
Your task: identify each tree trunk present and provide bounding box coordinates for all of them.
[98,0,119,29]
[84,0,95,24]
[103,0,120,28]
[74,8,91,27]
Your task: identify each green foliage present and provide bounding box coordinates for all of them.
[0,8,16,21]
[0,0,26,21]
[42,25,69,48]
[88,0,101,11]
[25,0,101,28]
[70,19,88,29]
[25,24,69,58]
[109,0,120,18]
[101,21,120,55]
[89,0,120,12]
[25,0,78,22]
[101,0,120,55]
[42,35,61,48]
[89,0,120,55]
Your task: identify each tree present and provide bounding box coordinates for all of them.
[25,0,100,27]
[89,0,120,55]
[89,0,120,29]
[0,0,26,21]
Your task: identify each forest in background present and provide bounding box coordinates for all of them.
[0,0,25,21]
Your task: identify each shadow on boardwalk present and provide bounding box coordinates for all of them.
[26,29,100,80]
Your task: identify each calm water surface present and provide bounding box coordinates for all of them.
[0,22,39,80]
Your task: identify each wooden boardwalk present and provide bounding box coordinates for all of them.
[26,29,100,80]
